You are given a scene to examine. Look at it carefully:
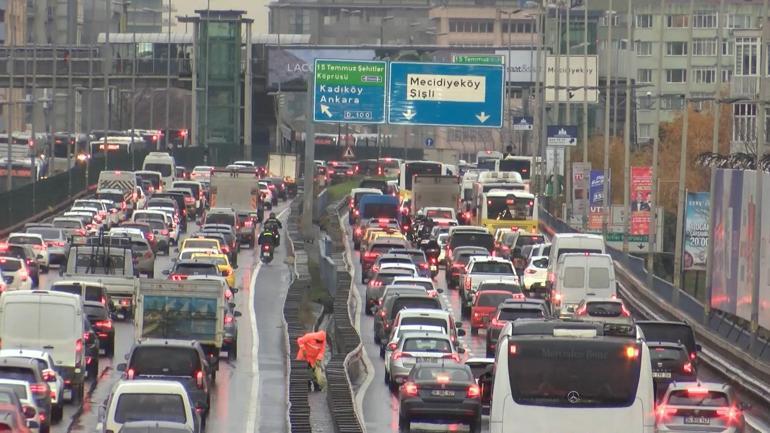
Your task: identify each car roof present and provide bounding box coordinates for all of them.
[0,349,50,361]
[0,357,38,368]
[499,299,548,309]
[113,380,188,393]
[397,308,450,318]
[399,331,452,340]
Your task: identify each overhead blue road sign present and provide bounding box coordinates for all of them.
[547,125,578,146]
[425,137,434,147]
[388,62,504,128]
[313,59,387,124]
[512,116,534,131]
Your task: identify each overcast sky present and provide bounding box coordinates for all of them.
[173,0,269,34]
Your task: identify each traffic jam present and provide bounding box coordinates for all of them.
[337,152,756,433]
[0,151,297,433]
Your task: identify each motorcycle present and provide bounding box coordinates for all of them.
[260,243,274,264]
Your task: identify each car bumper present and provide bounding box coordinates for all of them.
[400,399,481,422]
[56,365,86,394]
[471,310,494,328]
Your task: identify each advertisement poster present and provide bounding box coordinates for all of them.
[684,192,710,271]
[630,166,653,235]
[588,169,606,231]
[571,162,591,225]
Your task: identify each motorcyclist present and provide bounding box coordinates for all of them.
[258,229,278,249]
[263,212,283,245]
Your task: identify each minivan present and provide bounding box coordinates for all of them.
[552,253,616,317]
[0,291,87,402]
[546,233,605,291]
[142,152,176,190]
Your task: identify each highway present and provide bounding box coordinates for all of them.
[35,201,293,433]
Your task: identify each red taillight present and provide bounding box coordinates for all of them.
[621,304,631,317]
[364,252,379,260]
[245,220,254,227]
[224,315,233,325]
[127,368,135,379]
[442,353,461,363]
[29,383,48,397]
[263,244,271,252]
[466,384,481,399]
[195,370,204,388]
[41,370,56,381]
[419,263,429,269]
[185,197,194,204]
[75,338,83,352]
[689,352,697,360]
[170,274,187,281]
[392,351,412,361]
[120,298,131,306]
[146,232,155,241]
[387,342,397,351]
[491,318,504,329]
[95,319,112,330]
[625,346,640,359]
[378,309,386,318]
[222,269,232,277]
[716,406,740,425]
[656,405,677,421]
[370,280,382,287]
[575,305,587,316]
[221,245,230,253]
[683,362,693,374]
[402,381,419,397]
[355,227,363,236]
[18,268,29,281]
[47,241,65,247]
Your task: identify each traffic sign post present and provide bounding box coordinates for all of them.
[313,59,387,124]
[546,125,578,146]
[424,137,434,147]
[387,62,504,128]
[512,116,534,131]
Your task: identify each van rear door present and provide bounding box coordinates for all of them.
[1,300,80,368]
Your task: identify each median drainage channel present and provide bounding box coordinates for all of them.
[284,194,365,433]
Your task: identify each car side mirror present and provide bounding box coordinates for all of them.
[436,288,444,294]
[233,311,242,317]
[161,269,170,275]
[457,329,466,337]
[457,347,465,354]
[230,288,239,294]
[116,363,126,372]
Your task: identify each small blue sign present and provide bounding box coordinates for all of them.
[512,116,534,131]
[425,137,434,147]
[388,62,504,128]
[547,125,578,146]
[313,59,387,124]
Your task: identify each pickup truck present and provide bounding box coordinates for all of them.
[460,256,519,317]
[134,279,231,372]
[60,235,138,319]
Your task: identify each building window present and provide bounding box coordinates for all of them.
[289,10,310,34]
[599,14,619,27]
[723,41,733,56]
[692,39,717,56]
[636,14,653,28]
[666,69,687,83]
[692,12,717,28]
[660,95,686,110]
[637,69,653,83]
[693,68,717,84]
[638,124,653,139]
[726,14,752,29]
[733,103,756,143]
[636,41,652,56]
[666,15,689,28]
[735,37,759,76]
[449,19,494,33]
[666,41,688,56]
[501,21,534,33]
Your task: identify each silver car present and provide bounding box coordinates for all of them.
[386,331,463,392]
[26,227,67,267]
[656,382,749,433]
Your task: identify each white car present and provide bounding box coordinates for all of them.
[377,262,418,277]
[97,380,200,433]
[108,227,145,242]
[6,233,49,272]
[390,276,441,297]
[521,255,548,292]
[383,324,445,370]
[0,257,32,290]
[0,349,64,422]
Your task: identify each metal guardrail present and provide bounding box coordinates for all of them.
[284,196,312,433]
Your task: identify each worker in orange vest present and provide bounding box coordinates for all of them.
[297,330,327,390]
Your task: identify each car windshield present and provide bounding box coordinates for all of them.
[478,292,513,307]
[479,282,522,294]
[114,393,186,423]
[26,228,62,240]
[667,390,729,407]
[498,308,544,321]
[144,164,173,177]
[472,262,513,274]
[84,305,109,320]
[403,337,452,353]
[206,214,235,226]
[130,347,201,377]
[52,284,103,302]
[426,209,453,219]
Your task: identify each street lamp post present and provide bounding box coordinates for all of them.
[601,5,614,239]
[165,0,173,150]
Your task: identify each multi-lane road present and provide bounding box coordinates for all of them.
[38,202,292,433]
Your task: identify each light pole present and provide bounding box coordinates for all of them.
[340,9,362,45]
[621,0,633,253]
[165,0,174,150]
[601,6,615,239]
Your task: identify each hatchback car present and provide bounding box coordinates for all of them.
[0,350,63,423]
[0,257,32,291]
[521,255,548,296]
[647,342,697,400]
[83,301,115,357]
[6,234,49,273]
[0,358,51,433]
[470,290,517,335]
[365,268,417,315]
[386,331,464,391]
[656,382,749,433]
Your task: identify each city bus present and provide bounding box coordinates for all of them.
[89,136,137,155]
[489,320,655,433]
[398,161,447,201]
[496,156,534,184]
[476,189,538,234]
[476,150,503,167]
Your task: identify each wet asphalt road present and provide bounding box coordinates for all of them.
[38,201,292,433]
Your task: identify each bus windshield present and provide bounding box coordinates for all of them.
[403,162,442,190]
[487,197,535,220]
[507,339,642,407]
[498,159,532,180]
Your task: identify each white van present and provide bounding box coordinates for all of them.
[552,253,616,317]
[98,380,199,433]
[142,152,176,190]
[546,233,605,291]
[0,290,87,401]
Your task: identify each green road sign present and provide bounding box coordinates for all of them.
[452,54,505,65]
[313,59,387,123]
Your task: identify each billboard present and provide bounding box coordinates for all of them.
[571,162,591,226]
[630,166,652,236]
[267,48,377,91]
[684,192,710,271]
[545,55,599,103]
[588,169,607,231]
[494,50,537,83]
[710,169,770,330]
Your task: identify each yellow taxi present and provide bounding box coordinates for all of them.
[360,227,387,251]
[191,252,235,288]
[180,237,222,254]
[371,230,405,243]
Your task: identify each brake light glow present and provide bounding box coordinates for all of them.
[442,353,461,363]
[263,244,271,252]
[716,407,740,424]
[75,338,83,352]
[195,370,204,388]
[466,384,481,399]
[127,368,135,379]
[402,381,419,397]
[170,274,187,281]
[436,374,450,384]
[41,370,56,381]
[509,343,518,355]
[656,405,677,420]
[621,304,631,317]
[575,305,587,316]
[387,342,397,351]
[687,386,709,395]
[29,383,48,397]
[224,315,233,325]
[18,269,28,281]
[625,346,640,359]
[95,320,112,330]
[683,362,693,374]
[392,351,411,361]
[369,280,382,288]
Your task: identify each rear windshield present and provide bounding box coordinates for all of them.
[498,308,545,321]
[144,164,173,177]
[636,323,696,355]
[392,298,441,313]
[9,235,42,245]
[174,183,200,196]
[26,228,62,240]
[414,367,472,382]
[379,258,413,266]
[130,347,201,376]
[401,252,426,263]
[667,390,729,407]
[478,292,513,307]
[354,192,380,204]
[586,302,623,317]
[372,244,405,254]
[403,337,452,353]
[450,233,494,252]
[174,264,219,276]
[457,253,488,265]
[205,214,235,226]
[479,283,522,294]
[0,367,35,383]
[649,346,687,362]
[362,203,398,219]
[472,262,513,274]
[74,254,127,274]
[0,260,21,272]
[84,305,109,320]
[508,340,642,407]
[114,393,187,423]
[184,240,218,250]
[399,317,448,331]
[359,180,388,193]
[588,268,611,289]
[136,173,161,188]
[515,235,545,248]
[51,284,103,302]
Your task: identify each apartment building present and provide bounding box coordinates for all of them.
[0,0,26,133]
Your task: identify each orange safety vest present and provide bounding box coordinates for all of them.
[296,330,327,365]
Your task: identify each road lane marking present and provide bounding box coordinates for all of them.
[247,260,263,433]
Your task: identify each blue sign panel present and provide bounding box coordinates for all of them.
[512,116,534,131]
[425,137,434,147]
[313,59,387,124]
[388,62,504,128]
[546,125,578,146]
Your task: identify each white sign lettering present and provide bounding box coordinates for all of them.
[406,74,486,102]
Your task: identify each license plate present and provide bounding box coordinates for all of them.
[418,357,438,363]
[652,372,671,378]
[431,390,455,397]
[684,416,711,425]
[63,389,72,400]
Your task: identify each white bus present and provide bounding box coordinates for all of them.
[476,150,503,166]
[398,160,447,199]
[490,320,655,433]
[497,156,534,183]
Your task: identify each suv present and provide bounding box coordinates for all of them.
[204,208,238,231]
[0,358,52,432]
[636,321,701,363]
[0,257,33,291]
[485,299,549,357]
[647,341,697,399]
[117,339,213,422]
[0,244,41,287]
[0,350,63,423]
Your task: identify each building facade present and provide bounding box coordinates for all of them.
[0,0,27,133]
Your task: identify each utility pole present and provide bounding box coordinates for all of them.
[67,42,74,193]
[647,0,665,288]
[565,1,572,220]
[621,0,632,253]
[301,76,316,238]
[601,0,613,238]
[672,0,695,296]
[103,0,112,170]
[244,21,253,161]
[6,0,15,192]
[581,0,589,230]
[539,4,549,196]
[165,0,172,150]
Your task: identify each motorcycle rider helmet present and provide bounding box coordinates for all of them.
[270,212,276,219]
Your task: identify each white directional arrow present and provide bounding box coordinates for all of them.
[403,109,416,120]
[476,112,490,123]
[320,104,333,118]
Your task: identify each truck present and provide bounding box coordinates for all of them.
[134,279,228,371]
[267,152,299,197]
[209,167,264,226]
[97,170,137,204]
[423,148,460,166]
[61,235,139,319]
[410,175,461,215]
